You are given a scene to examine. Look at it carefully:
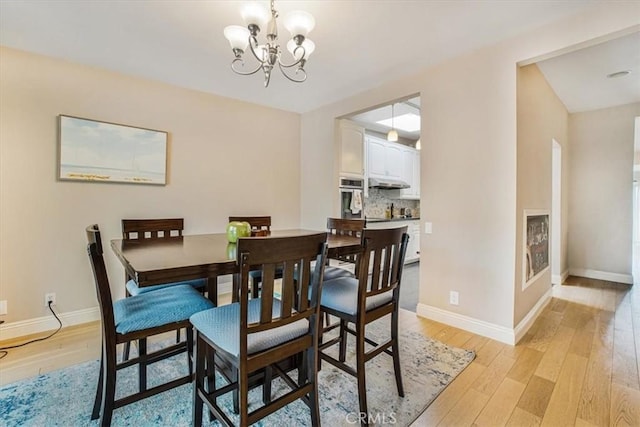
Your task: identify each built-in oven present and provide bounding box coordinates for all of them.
[339,177,364,219]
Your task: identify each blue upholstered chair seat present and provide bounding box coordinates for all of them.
[321,277,393,316]
[190,298,309,358]
[114,284,214,334]
[322,266,355,281]
[126,278,207,296]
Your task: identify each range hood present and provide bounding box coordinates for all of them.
[368,177,410,189]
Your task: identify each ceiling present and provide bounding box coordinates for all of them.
[0,0,620,114]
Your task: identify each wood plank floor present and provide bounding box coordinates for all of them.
[1,276,638,426]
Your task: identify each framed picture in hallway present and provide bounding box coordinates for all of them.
[523,210,550,289]
[58,115,168,185]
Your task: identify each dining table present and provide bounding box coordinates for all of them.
[110,229,361,305]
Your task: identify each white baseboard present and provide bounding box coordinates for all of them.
[0,307,100,341]
[416,288,552,346]
[551,269,569,285]
[416,304,515,345]
[568,268,633,285]
[513,287,553,344]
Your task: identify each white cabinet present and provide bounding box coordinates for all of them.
[399,147,420,200]
[365,220,420,264]
[339,120,364,178]
[366,135,402,180]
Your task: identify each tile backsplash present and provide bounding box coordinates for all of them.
[364,188,420,218]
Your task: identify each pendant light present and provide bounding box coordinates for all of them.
[387,103,398,142]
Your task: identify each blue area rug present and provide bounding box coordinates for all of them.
[0,318,474,426]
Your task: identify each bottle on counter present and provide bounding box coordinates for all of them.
[390,203,394,219]
[385,204,391,219]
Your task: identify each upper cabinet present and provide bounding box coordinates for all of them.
[338,120,365,178]
[399,146,420,200]
[366,135,402,180]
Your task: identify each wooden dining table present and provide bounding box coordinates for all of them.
[110,229,361,305]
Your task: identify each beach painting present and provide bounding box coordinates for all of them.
[58,115,167,185]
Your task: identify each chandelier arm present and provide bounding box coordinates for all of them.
[230,58,264,76]
[278,46,306,69]
[246,35,268,64]
[278,62,307,83]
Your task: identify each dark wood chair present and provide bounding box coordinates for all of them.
[85,224,214,426]
[228,216,275,298]
[121,218,207,296]
[324,217,366,281]
[318,227,409,426]
[190,232,328,427]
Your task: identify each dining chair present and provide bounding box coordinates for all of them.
[190,232,328,427]
[318,226,409,425]
[121,218,208,360]
[121,218,207,296]
[323,217,366,281]
[228,215,275,298]
[85,224,214,426]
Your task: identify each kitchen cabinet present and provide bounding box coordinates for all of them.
[366,135,402,180]
[365,220,420,264]
[399,147,420,200]
[339,120,364,178]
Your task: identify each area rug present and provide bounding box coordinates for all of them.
[0,318,474,426]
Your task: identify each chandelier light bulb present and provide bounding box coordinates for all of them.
[387,129,398,142]
[224,25,250,52]
[415,139,421,150]
[283,10,315,37]
[241,2,270,30]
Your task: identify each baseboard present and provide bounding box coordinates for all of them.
[551,269,569,285]
[0,307,100,341]
[568,268,633,285]
[416,288,552,346]
[513,287,553,344]
[416,304,516,345]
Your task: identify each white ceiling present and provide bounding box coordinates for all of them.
[0,0,618,114]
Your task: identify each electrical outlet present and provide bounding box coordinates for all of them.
[449,291,459,306]
[45,293,56,307]
[424,222,432,234]
[0,300,7,315]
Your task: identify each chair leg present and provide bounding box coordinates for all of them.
[339,319,348,362]
[355,325,369,426]
[391,309,404,397]
[100,345,117,427]
[186,327,194,375]
[91,350,104,420]
[193,333,205,427]
[123,341,131,361]
[139,338,147,392]
[232,367,239,414]
[176,328,181,344]
[262,365,272,405]
[239,371,250,427]
[307,346,321,427]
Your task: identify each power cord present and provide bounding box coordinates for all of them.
[0,301,63,360]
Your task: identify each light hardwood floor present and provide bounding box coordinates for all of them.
[1,276,638,426]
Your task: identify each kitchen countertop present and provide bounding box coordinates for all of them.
[366,217,420,223]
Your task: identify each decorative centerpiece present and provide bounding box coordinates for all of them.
[226,221,251,243]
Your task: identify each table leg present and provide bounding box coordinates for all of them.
[206,276,219,306]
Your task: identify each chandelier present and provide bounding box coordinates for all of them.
[223,0,316,87]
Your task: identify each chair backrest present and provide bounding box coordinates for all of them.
[86,224,116,341]
[326,217,366,264]
[236,232,328,357]
[356,227,409,311]
[122,218,184,241]
[228,216,271,231]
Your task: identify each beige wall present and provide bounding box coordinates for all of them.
[515,64,569,325]
[568,102,639,281]
[0,47,301,325]
[301,3,638,339]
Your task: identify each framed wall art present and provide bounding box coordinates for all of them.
[58,115,168,185]
[523,210,550,289]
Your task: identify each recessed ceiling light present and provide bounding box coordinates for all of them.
[376,113,421,132]
[606,70,631,79]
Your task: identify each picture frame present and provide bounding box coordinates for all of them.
[58,115,168,185]
[523,210,550,289]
